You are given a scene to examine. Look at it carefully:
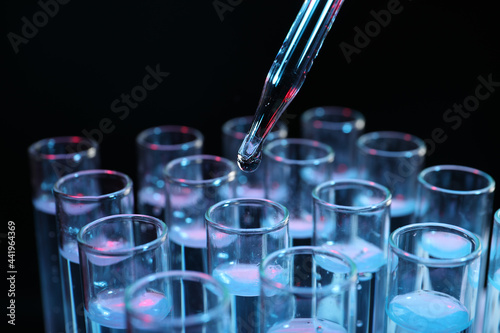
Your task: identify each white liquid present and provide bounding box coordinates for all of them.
[169,224,207,272]
[169,224,207,249]
[322,238,385,273]
[137,186,165,218]
[86,289,170,331]
[212,263,260,296]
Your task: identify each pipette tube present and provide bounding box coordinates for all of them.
[237,0,346,172]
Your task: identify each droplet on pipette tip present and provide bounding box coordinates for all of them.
[237,152,262,173]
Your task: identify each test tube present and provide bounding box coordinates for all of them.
[125,271,232,333]
[53,169,134,333]
[312,179,392,332]
[301,106,365,180]
[484,208,500,332]
[260,246,358,332]
[28,136,100,333]
[263,138,335,246]
[415,164,495,330]
[357,131,426,232]
[77,214,169,332]
[206,198,290,332]
[386,223,482,332]
[136,125,203,219]
[164,155,237,273]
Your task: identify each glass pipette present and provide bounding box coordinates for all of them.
[237,0,347,172]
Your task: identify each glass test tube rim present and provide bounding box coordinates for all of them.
[77,213,168,257]
[263,137,335,166]
[418,164,496,196]
[164,154,237,187]
[222,115,288,139]
[259,245,358,296]
[53,169,133,201]
[136,125,204,152]
[357,130,427,158]
[312,179,392,213]
[124,270,231,327]
[205,197,290,236]
[28,136,99,160]
[301,105,366,131]
[389,222,482,267]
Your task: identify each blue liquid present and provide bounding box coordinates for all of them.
[288,217,313,246]
[169,226,208,273]
[386,290,471,333]
[421,231,471,259]
[60,248,86,333]
[324,240,386,333]
[137,186,165,220]
[33,196,66,333]
[484,270,500,332]
[212,263,261,333]
[268,318,347,333]
[389,198,416,232]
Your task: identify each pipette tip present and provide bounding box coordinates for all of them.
[237,152,262,173]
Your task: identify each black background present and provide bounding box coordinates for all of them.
[1,0,499,331]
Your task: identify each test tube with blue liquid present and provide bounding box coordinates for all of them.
[386,223,482,332]
[356,131,427,232]
[484,209,500,332]
[136,125,204,220]
[206,198,290,332]
[313,179,392,332]
[53,169,134,333]
[264,138,335,246]
[77,214,169,332]
[260,246,358,332]
[415,164,496,331]
[28,136,100,333]
[164,155,237,273]
[125,271,232,332]
[300,106,366,180]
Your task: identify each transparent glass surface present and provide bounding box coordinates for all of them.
[136,125,203,219]
[206,198,290,333]
[28,136,100,333]
[53,169,134,333]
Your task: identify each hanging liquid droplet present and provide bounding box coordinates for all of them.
[237,152,262,173]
